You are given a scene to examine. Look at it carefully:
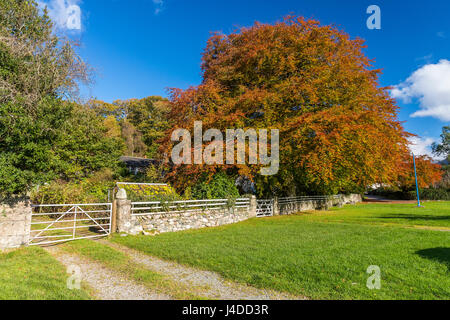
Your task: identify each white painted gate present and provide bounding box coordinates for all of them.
[256,199,274,217]
[29,203,112,246]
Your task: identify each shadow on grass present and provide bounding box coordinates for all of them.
[378,214,450,221]
[416,248,450,271]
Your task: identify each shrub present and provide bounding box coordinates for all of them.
[406,188,450,201]
[31,169,116,204]
[370,187,450,201]
[190,172,240,200]
[117,183,180,202]
[370,188,407,200]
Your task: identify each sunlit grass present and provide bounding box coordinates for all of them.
[0,247,91,300]
[112,202,450,300]
[298,201,450,229]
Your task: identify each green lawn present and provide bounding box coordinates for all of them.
[112,202,450,300]
[0,247,91,300]
[299,201,450,229]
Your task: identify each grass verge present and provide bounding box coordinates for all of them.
[0,247,91,300]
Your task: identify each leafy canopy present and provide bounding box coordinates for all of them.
[164,16,413,196]
[0,0,122,195]
[90,97,171,159]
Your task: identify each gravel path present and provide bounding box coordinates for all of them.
[45,246,171,300]
[103,240,306,300]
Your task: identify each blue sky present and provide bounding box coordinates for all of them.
[39,0,450,158]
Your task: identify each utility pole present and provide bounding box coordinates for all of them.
[412,153,423,207]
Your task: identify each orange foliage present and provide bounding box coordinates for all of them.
[162,16,412,195]
[398,155,443,189]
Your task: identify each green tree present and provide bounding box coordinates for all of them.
[54,103,124,180]
[0,1,122,195]
[432,126,450,188]
[432,126,450,161]
[0,0,90,110]
[0,98,67,194]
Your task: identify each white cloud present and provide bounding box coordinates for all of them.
[437,31,446,38]
[415,54,433,63]
[37,0,82,31]
[408,136,436,158]
[391,59,450,121]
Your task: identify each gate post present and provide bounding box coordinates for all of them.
[249,195,257,218]
[0,196,32,249]
[273,197,280,216]
[115,188,143,235]
[115,189,132,233]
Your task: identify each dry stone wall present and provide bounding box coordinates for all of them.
[116,190,362,236]
[137,206,253,234]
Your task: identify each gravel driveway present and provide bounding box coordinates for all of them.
[45,246,171,300]
[45,241,306,300]
[103,240,306,300]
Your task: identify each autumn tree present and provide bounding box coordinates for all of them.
[90,97,171,159]
[120,120,147,157]
[163,16,411,196]
[397,154,443,190]
[123,97,171,158]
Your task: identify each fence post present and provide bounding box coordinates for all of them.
[249,195,257,218]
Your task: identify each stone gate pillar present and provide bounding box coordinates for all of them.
[0,197,32,249]
[273,197,280,216]
[115,189,143,235]
[249,195,257,218]
[115,189,132,233]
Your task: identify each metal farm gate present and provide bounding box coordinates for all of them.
[29,203,112,246]
[256,199,274,217]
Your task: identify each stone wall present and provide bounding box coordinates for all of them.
[115,190,257,235]
[0,197,32,249]
[341,194,363,205]
[277,194,362,216]
[278,200,325,216]
[137,206,254,234]
[115,190,362,236]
